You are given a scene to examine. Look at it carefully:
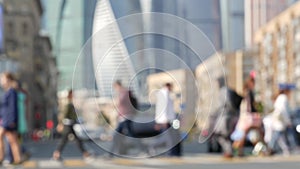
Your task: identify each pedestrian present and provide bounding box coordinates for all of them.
[151,83,181,157]
[5,80,30,164]
[210,77,241,158]
[232,76,263,156]
[0,72,22,164]
[267,83,295,156]
[52,90,90,160]
[109,80,136,156]
[13,81,28,138]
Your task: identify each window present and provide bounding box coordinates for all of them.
[22,22,28,35]
[277,27,288,83]
[7,22,14,35]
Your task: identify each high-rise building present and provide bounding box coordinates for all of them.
[220,0,245,51]
[92,0,142,97]
[83,0,97,90]
[144,0,246,68]
[41,0,84,91]
[147,0,222,70]
[92,0,247,98]
[40,0,247,97]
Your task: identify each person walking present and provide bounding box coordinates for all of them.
[52,90,90,160]
[210,77,241,158]
[109,80,136,156]
[0,72,22,164]
[5,80,30,164]
[14,81,28,138]
[152,83,181,156]
[232,76,262,156]
[267,83,295,155]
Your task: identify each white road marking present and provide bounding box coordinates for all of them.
[38,160,63,168]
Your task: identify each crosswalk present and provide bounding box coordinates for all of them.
[5,154,300,169]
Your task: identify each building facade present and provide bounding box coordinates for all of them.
[245,0,298,48]
[2,0,58,130]
[34,35,59,129]
[255,1,300,111]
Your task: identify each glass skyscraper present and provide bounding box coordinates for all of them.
[92,0,246,97]
[41,0,84,91]
[41,0,248,92]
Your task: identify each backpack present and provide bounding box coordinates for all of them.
[129,90,138,109]
[228,88,243,111]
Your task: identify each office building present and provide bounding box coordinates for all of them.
[41,0,84,90]
[255,1,300,110]
[2,0,58,130]
[245,0,298,48]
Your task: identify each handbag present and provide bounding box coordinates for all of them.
[236,99,262,131]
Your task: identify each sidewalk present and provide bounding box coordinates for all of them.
[18,154,300,169]
[19,140,300,168]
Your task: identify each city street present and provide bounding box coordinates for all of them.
[1,140,297,169]
[1,0,300,168]
[19,154,300,169]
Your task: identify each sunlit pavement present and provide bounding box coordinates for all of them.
[8,154,300,169]
[1,140,299,169]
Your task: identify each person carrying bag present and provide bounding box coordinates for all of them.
[52,90,90,161]
[231,77,263,156]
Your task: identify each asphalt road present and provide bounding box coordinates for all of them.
[23,139,208,159]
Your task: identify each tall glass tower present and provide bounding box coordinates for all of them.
[92,0,142,97]
[41,0,84,91]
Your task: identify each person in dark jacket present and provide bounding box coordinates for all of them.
[232,76,261,156]
[52,90,90,161]
[0,72,21,164]
[208,77,240,158]
[5,80,31,164]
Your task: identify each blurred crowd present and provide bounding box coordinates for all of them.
[1,70,299,164]
[203,75,300,158]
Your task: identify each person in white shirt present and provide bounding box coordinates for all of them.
[155,83,176,126]
[268,83,295,155]
[153,83,181,156]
